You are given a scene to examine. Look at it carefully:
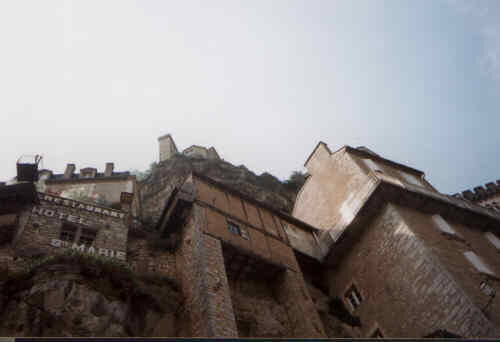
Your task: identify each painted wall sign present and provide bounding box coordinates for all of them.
[32,206,92,226]
[50,238,126,260]
[38,193,126,219]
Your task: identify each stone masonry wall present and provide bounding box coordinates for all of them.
[327,203,498,338]
[294,147,369,232]
[176,204,238,337]
[396,205,500,330]
[227,276,292,337]
[12,194,129,266]
[127,238,177,281]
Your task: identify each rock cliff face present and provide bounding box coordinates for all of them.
[138,154,298,224]
[0,254,182,337]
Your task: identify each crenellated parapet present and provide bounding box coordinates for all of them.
[453,180,500,202]
[158,133,221,163]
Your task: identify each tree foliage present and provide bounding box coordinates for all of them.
[131,162,158,181]
[283,170,307,192]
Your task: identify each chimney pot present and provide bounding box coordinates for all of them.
[105,163,114,177]
[485,182,497,194]
[64,164,76,179]
[462,190,474,200]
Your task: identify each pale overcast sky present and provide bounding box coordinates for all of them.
[1,0,499,194]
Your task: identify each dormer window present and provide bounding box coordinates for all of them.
[363,159,383,174]
[400,172,422,187]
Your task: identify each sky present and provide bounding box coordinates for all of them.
[1,0,499,194]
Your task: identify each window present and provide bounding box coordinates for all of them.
[371,328,384,339]
[60,224,98,246]
[400,172,421,187]
[431,215,457,236]
[464,251,496,277]
[228,221,241,235]
[79,228,97,246]
[485,232,500,250]
[345,284,362,310]
[363,159,383,174]
[60,224,77,242]
[227,221,249,240]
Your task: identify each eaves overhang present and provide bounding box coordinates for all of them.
[192,171,321,234]
[345,146,424,176]
[322,173,500,266]
[45,175,133,184]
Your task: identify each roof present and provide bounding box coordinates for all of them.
[356,146,380,157]
[454,180,500,202]
[44,171,131,183]
[345,146,424,176]
[304,141,424,176]
[191,172,321,234]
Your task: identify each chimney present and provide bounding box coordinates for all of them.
[64,164,76,179]
[105,162,114,177]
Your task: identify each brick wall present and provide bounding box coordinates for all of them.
[396,205,500,331]
[327,203,498,338]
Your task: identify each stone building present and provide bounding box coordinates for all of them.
[293,142,500,337]
[158,134,220,162]
[454,180,500,210]
[1,136,500,338]
[0,189,129,272]
[36,163,138,215]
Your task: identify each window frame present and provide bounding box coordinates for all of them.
[78,228,97,247]
[431,214,458,237]
[59,223,99,247]
[344,283,363,311]
[59,224,78,243]
[227,220,249,240]
[228,221,241,236]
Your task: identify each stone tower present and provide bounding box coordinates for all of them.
[158,134,178,162]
